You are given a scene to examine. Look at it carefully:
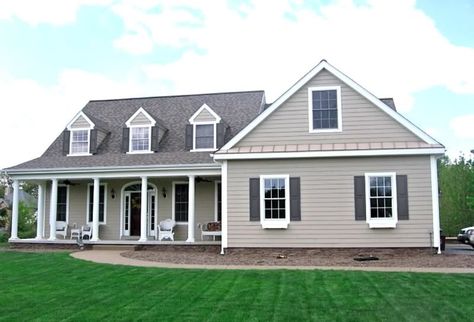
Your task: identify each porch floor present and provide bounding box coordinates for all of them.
[10,238,221,246]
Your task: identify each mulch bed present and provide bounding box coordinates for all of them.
[123,247,474,268]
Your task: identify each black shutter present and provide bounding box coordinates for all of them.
[290,177,301,221]
[249,178,260,221]
[185,124,193,150]
[121,127,129,153]
[354,176,366,220]
[397,175,409,220]
[89,129,98,154]
[216,123,226,148]
[62,130,70,156]
[151,126,159,152]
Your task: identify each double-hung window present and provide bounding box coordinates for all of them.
[365,173,398,228]
[260,175,290,229]
[195,124,215,149]
[308,86,342,132]
[173,183,189,223]
[70,129,90,154]
[56,185,69,222]
[130,126,151,152]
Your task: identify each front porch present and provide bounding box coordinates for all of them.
[8,165,223,245]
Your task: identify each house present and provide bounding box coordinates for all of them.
[5,60,445,253]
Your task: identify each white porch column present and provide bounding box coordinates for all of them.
[91,177,100,241]
[186,175,195,242]
[9,180,20,240]
[431,156,441,254]
[221,161,228,254]
[35,182,45,239]
[48,179,58,241]
[139,176,148,242]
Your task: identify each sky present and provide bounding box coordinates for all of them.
[0,0,473,170]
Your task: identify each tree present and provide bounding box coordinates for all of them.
[439,155,474,235]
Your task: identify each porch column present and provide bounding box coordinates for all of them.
[91,177,100,241]
[139,176,148,242]
[186,175,195,242]
[9,180,20,240]
[35,182,45,239]
[48,179,58,241]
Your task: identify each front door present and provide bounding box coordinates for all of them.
[130,192,141,236]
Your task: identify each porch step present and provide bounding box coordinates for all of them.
[92,245,135,251]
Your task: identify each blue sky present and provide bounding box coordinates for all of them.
[1,0,473,169]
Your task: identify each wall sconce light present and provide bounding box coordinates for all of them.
[162,187,167,198]
[111,188,116,199]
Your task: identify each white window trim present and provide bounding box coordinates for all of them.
[127,125,153,154]
[68,128,92,156]
[308,86,342,133]
[215,180,221,222]
[364,172,398,228]
[57,184,70,224]
[172,181,189,225]
[86,183,107,225]
[191,122,218,152]
[259,174,290,229]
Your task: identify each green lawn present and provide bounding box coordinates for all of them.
[0,252,473,321]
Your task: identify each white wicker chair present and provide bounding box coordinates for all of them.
[81,225,92,240]
[157,219,175,241]
[55,221,68,239]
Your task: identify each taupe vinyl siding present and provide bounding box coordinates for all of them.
[130,113,152,126]
[42,178,217,241]
[193,109,216,122]
[237,69,423,146]
[70,115,90,128]
[227,156,433,248]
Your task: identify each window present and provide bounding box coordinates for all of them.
[216,182,222,222]
[56,185,68,222]
[308,86,342,132]
[130,126,151,152]
[260,175,290,229]
[70,129,89,154]
[365,173,398,228]
[87,184,106,223]
[173,183,189,223]
[195,124,215,149]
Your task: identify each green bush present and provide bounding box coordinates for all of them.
[17,201,36,239]
[0,231,8,243]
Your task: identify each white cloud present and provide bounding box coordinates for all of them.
[112,0,474,112]
[450,115,474,139]
[0,0,112,25]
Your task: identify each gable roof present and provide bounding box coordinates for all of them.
[220,60,440,151]
[66,111,95,130]
[189,103,222,123]
[7,91,265,172]
[125,107,157,127]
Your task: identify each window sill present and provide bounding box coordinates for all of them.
[67,153,92,157]
[175,222,188,226]
[261,220,289,229]
[126,151,154,154]
[86,222,106,225]
[367,220,397,229]
[190,148,217,152]
[309,128,342,133]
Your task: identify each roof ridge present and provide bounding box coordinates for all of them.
[88,90,265,103]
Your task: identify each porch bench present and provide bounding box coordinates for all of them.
[198,222,222,241]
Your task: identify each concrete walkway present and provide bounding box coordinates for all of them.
[71,250,474,273]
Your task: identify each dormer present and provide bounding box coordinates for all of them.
[63,112,95,156]
[122,107,167,154]
[185,104,226,152]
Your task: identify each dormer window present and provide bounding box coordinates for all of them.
[71,129,90,154]
[308,86,342,133]
[130,126,151,152]
[187,104,222,152]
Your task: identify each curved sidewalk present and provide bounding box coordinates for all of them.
[71,250,474,273]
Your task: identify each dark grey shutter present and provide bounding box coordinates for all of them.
[397,175,409,220]
[121,127,129,153]
[216,123,226,148]
[354,176,366,220]
[62,130,70,156]
[185,124,193,150]
[151,126,159,152]
[89,129,98,154]
[249,178,260,221]
[290,177,301,221]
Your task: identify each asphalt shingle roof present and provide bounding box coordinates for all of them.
[8,91,265,171]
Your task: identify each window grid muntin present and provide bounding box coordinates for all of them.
[175,183,189,222]
[263,178,286,219]
[71,129,89,154]
[312,89,338,130]
[195,124,214,149]
[368,176,393,219]
[131,127,150,152]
